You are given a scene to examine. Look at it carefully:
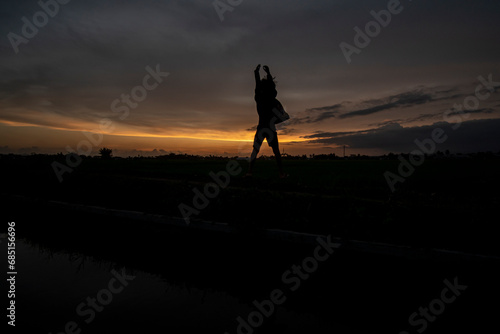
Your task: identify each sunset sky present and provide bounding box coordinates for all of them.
[1,0,500,157]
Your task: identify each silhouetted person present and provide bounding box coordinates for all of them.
[246,64,288,178]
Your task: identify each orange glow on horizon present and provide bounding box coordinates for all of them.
[0,120,308,145]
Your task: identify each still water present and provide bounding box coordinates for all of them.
[8,238,364,334]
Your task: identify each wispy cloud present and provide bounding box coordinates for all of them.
[369,107,497,128]
[338,90,434,119]
[302,118,500,153]
[305,104,342,113]
[288,86,467,126]
[288,103,343,125]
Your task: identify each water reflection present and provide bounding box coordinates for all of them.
[13,238,356,334]
[5,201,496,334]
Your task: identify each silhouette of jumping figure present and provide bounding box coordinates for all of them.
[246,64,288,178]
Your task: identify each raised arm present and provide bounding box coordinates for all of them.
[263,65,273,81]
[254,64,261,87]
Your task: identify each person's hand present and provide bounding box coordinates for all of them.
[263,65,270,73]
[255,64,261,71]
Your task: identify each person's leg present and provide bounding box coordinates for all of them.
[247,129,264,176]
[271,144,283,173]
[269,133,286,177]
[247,147,259,175]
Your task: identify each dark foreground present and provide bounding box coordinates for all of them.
[1,154,499,333]
[2,154,500,254]
[3,198,500,334]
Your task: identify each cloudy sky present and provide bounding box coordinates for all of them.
[1,0,499,156]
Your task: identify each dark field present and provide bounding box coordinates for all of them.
[2,154,500,334]
[2,154,499,256]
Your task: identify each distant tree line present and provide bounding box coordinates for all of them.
[2,150,500,161]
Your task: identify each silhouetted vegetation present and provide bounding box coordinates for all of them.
[99,147,113,159]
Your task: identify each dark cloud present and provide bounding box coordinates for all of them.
[302,129,369,139]
[287,103,343,125]
[338,90,434,119]
[292,85,468,126]
[305,118,500,153]
[369,107,497,128]
[448,108,495,116]
[305,104,342,113]
[275,126,296,135]
[246,125,258,132]
[314,111,339,122]
[447,108,495,116]
[369,113,441,127]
